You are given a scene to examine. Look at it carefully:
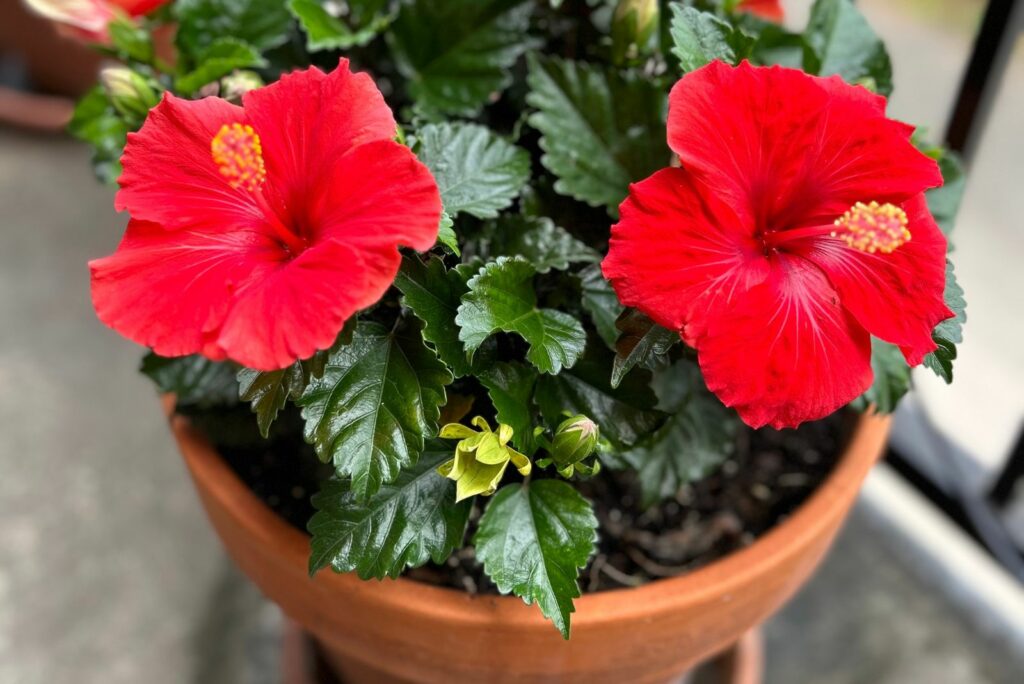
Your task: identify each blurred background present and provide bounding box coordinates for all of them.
[1,0,1022,681]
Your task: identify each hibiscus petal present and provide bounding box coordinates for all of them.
[602,167,768,342]
[244,59,398,209]
[215,239,377,370]
[90,219,284,360]
[91,221,374,370]
[696,255,873,429]
[794,194,953,365]
[310,139,442,253]
[116,94,260,230]
[666,61,941,228]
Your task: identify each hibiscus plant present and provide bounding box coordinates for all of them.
[61,0,966,638]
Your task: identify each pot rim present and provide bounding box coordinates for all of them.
[171,399,890,632]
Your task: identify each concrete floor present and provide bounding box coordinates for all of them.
[2,1,1023,681]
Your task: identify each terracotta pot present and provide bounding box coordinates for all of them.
[171,406,890,684]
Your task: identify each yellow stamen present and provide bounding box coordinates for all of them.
[831,201,911,254]
[211,123,266,192]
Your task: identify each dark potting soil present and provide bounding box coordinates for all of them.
[184,403,851,594]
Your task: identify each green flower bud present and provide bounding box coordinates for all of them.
[549,415,600,468]
[611,0,659,63]
[221,71,265,103]
[100,67,160,121]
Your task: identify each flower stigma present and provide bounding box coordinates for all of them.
[211,123,267,192]
[831,201,910,254]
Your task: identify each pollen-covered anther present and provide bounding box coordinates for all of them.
[831,201,911,254]
[211,123,266,192]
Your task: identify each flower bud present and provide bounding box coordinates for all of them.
[549,415,600,468]
[221,71,265,103]
[100,67,160,121]
[611,0,659,63]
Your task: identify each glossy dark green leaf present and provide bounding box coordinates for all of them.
[394,255,474,377]
[853,338,911,414]
[474,480,598,639]
[288,0,392,51]
[749,24,807,68]
[389,0,535,116]
[668,5,753,72]
[175,37,266,93]
[236,324,355,437]
[476,215,599,274]
[413,122,531,219]
[578,264,624,348]
[140,353,239,407]
[620,362,736,507]
[456,257,587,375]
[611,308,678,388]
[804,0,892,95]
[525,54,668,215]
[923,260,966,383]
[237,364,306,438]
[174,0,293,57]
[478,362,540,455]
[309,445,471,578]
[298,321,452,500]
[535,341,663,448]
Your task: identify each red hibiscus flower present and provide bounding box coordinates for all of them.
[602,61,952,429]
[90,60,441,370]
[24,0,170,43]
[737,0,784,22]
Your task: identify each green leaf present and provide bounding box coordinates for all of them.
[474,480,598,639]
[526,54,668,215]
[476,215,599,274]
[456,257,587,375]
[929,150,966,236]
[535,341,664,448]
[478,362,540,455]
[288,0,393,51]
[394,255,474,377]
[578,264,623,348]
[413,122,531,219]
[436,212,460,255]
[853,338,911,414]
[174,0,293,57]
[750,24,807,68]
[298,321,453,500]
[804,0,892,96]
[175,38,266,93]
[668,5,754,72]
[236,364,306,438]
[611,309,678,388]
[923,260,966,383]
[309,445,471,578]
[140,353,239,407]
[389,0,536,116]
[620,362,736,507]
[107,18,154,63]
[236,325,356,437]
[68,87,129,185]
